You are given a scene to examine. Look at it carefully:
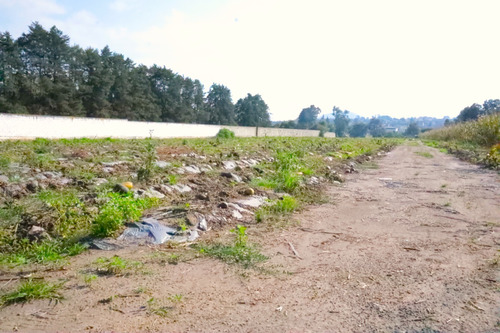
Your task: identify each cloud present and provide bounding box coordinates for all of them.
[109,0,138,12]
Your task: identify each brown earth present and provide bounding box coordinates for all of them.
[0,143,499,332]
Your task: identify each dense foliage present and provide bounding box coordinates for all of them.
[0,23,270,126]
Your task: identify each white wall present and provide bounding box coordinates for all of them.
[0,114,335,139]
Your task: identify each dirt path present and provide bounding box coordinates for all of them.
[1,143,499,332]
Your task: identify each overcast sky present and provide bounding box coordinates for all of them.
[1,0,499,120]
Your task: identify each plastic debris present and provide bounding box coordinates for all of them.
[118,218,200,244]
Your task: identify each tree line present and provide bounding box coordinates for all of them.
[0,23,271,127]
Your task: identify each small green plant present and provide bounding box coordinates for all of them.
[168,174,179,185]
[256,196,298,223]
[415,151,433,158]
[216,128,235,139]
[94,255,142,275]
[197,225,267,269]
[168,294,183,303]
[1,279,64,306]
[82,273,98,286]
[231,225,248,247]
[92,192,158,237]
[147,297,171,317]
[167,254,180,265]
[137,138,157,182]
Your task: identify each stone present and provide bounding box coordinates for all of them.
[157,184,173,194]
[222,161,237,170]
[196,193,210,201]
[35,173,47,180]
[243,188,255,196]
[25,180,39,192]
[144,189,165,199]
[93,178,108,186]
[113,183,129,194]
[199,164,213,172]
[232,210,243,220]
[183,165,201,174]
[236,196,267,208]
[0,175,9,185]
[172,184,192,193]
[227,203,254,215]
[154,161,171,169]
[218,202,229,209]
[101,161,126,167]
[28,225,46,236]
[307,176,320,185]
[43,171,62,179]
[102,167,114,173]
[220,172,242,183]
[198,217,208,231]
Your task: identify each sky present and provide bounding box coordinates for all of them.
[1,0,499,121]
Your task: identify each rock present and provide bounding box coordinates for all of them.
[58,177,73,186]
[185,213,198,226]
[144,189,165,199]
[25,180,39,192]
[243,188,255,196]
[101,161,126,167]
[199,164,213,172]
[102,167,114,173]
[35,173,47,180]
[28,225,46,236]
[183,165,201,174]
[198,217,208,231]
[154,161,171,169]
[113,183,129,194]
[232,210,243,220]
[236,196,267,208]
[5,184,25,198]
[324,156,334,162]
[43,171,62,179]
[196,193,210,201]
[220,172,242,183]
[172,184,192,193]
[222,161,237,170]
[307,176,320,185]
[187,229,199,242]
[157,184,173,194]
[218,202,229,209]
[227,203,254,215]
[93,178,108,186]
[0,175,9,185]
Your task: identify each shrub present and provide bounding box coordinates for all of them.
[216,128,235,139]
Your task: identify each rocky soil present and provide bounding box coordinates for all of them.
[0,142,498,332]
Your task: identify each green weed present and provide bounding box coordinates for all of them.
[92,192,158,237]
[215,128,235,139]
[256,196,298,223]
[94,255,142,275]
[1,279,64,306]
[137,138,157,182]
[197,225,268,269]
[415,151,433,158]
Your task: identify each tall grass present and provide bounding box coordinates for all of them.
[421,113,500,147]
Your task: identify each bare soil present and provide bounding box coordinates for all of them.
[1,143,499,332]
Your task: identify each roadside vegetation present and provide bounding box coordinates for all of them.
[421,113,500,169]
[0,135,399,304]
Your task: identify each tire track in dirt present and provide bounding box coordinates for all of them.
[1,143,498,332]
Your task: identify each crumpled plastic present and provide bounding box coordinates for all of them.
[118,217,199,244]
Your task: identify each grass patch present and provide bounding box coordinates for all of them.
[415,151,433,158]
[92,192,159,237]
[93,255,143,275]
[197,225,268,269]
[256,196,298,223]
[1,279,64,306]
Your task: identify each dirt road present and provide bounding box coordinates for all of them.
[1,143,499,332]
